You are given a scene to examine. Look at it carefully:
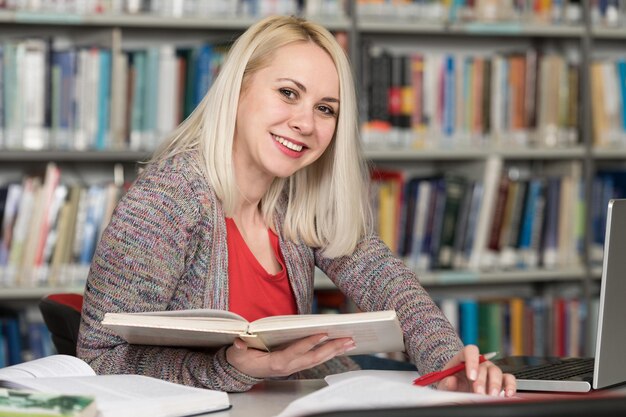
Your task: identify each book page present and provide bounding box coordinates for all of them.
[250,310,397,329]
[1,374,230,417]
[0,355,95,382]
[250,311,405,355]
[134,308,248,322]
[276,375,498,417]
[325,369,420,385]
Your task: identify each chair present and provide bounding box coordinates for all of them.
[39,293,83,356]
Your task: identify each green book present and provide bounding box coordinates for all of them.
[0,388,97,417]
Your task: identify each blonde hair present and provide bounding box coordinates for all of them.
[151,15,371,258]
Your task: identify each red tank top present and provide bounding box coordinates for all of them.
[226,218,298,322]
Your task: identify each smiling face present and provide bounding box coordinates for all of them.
[233,41,340,183]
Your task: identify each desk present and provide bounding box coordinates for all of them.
[212,380,326,417]
[207,380,626,417]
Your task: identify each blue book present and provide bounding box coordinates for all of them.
[443,55,455,137]
[0,330,6,368]
[28,322,45,359]
[195,44,213,106]
[617,60,626,130]
[3,317,22,365]
[79,185,105,264]
[531,297,546,356]
[96,49,111,150]
[401,177,422,257]
[517,178,543,267]
[459,299,478,346]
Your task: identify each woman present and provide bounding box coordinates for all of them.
[77,15,516,396]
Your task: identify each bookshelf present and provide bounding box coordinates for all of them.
[0,0,623,362]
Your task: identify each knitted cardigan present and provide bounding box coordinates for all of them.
[76,152,463,392]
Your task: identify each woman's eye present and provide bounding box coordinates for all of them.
[280,88,296,99]
[318,105,336,116]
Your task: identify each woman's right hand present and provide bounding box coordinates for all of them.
[225,334,356,378]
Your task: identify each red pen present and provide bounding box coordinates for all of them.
[412,352,498,386]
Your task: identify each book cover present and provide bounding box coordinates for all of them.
[455,181,484,269]
[95,49,111,150]
[102,309,404,356]
[509,297,525,356]
[469,155,503,270]
[0,389,97,417]
[459,299,478,346]
[478,300,503,355]
[451,180,474,269]
[427,177,447,270]
[409,179,432,271]
[437,176,466,269]
[110,47,129,149]
[541,177,561,268]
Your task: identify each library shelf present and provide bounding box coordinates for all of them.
[357,20,585,38]
[0,150,151,162]
[314,265,587,289]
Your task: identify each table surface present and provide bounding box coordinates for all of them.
[211,379,326,417]
[204,379,626,417]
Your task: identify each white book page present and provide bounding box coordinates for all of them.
[2,374,229,417]
[133,308,247,321]
[276,376,497,417]
[250,311,396,331]
[325,370,420,385]
[103,313,249,332]
[0,355,95,381]
[250,313,404,355]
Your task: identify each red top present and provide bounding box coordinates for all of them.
[226,218,298,322]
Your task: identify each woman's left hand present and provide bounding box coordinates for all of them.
[436,345,517,397]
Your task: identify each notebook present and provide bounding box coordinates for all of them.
[495,198,626,392]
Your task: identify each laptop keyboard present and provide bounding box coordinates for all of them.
[513,358,595,381]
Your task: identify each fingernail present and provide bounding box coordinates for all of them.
[490,388,499,396]
[476,386,485,395]
[469,370,477,381]
[318,336,329,343]
[506,389,515,398]
[499,390,505,397]
[343,341,356,352]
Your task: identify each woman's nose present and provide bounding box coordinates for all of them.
[288,107,314,135]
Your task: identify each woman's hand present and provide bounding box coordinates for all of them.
[226,334,356,378]
[436,345,516,397]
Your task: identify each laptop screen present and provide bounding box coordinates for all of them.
[593,199,626,389]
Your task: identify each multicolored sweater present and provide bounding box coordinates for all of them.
[77,152,463,392]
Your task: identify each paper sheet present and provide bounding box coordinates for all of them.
[277,375,496,417]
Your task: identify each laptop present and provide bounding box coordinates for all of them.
[494,198,626,392]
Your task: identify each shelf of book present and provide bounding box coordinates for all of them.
[0,9,351,31]
[314,265,588,290]
[592,27,626,39]
[0,285,86,300]
[365,146,586,161]
[592,147,626,159]
[0,264,592,300]
[358,20,586,38]
[0,150,150,162]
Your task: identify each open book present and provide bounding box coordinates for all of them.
[102,309,405,355]
[277,371,506,417]
[0,355,230,417]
